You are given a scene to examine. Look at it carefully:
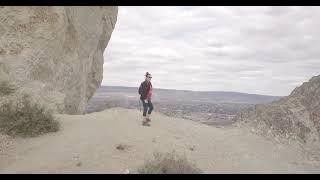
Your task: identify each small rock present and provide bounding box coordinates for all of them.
[268,130,272,134]
[189,145,196,151]
[73,155,80,161]
[76,162,82,167]
[123,168,130,174]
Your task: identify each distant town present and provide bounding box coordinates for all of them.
[86,86,281,127]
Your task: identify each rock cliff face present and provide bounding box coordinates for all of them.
[235,75,320,147]
[0,6,118,114]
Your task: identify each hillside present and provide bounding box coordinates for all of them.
[235,75,320,149]
[1,108,319,173]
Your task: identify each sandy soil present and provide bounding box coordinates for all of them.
[0,107,320,173]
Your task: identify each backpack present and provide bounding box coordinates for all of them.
[138,83,143,95]
[138,81,151,95]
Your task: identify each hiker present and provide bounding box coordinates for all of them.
[138,72,154,126]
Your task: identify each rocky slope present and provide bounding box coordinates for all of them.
[235,75,320,148]
[0,6,118,114]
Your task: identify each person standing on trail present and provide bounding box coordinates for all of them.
[138,72,154,126]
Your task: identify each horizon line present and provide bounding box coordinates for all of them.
[99,85,284,97]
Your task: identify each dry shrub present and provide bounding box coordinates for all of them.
[0,80,15,96]
[137,151,202,174]
[116,143,130,151]
[0,94,59,137]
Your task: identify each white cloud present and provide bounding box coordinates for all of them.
[102,6,320,96]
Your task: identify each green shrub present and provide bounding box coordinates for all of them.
[137,151,202,174]
[0,94,59,137]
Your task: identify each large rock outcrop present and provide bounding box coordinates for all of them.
[0,6,118,114]
[235,75,320,148]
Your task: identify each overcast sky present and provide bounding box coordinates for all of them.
[102,6,320,96]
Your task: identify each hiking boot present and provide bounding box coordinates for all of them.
[142,121,151,126]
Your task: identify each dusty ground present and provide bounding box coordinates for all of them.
[1,107,320,173]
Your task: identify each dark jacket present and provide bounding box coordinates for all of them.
[138,80,152,100]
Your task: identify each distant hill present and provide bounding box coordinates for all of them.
[96,86,282,104]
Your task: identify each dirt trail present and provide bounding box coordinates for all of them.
[1,108,320,173]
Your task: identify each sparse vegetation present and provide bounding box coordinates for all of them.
[116,143,130,151]
[188,145,196,151]
[137,151,202,174]
[0,94,59,137]
[0,80,15,96]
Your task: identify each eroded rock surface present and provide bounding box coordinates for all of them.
[0,6,118,114]
[236,75,320,148]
